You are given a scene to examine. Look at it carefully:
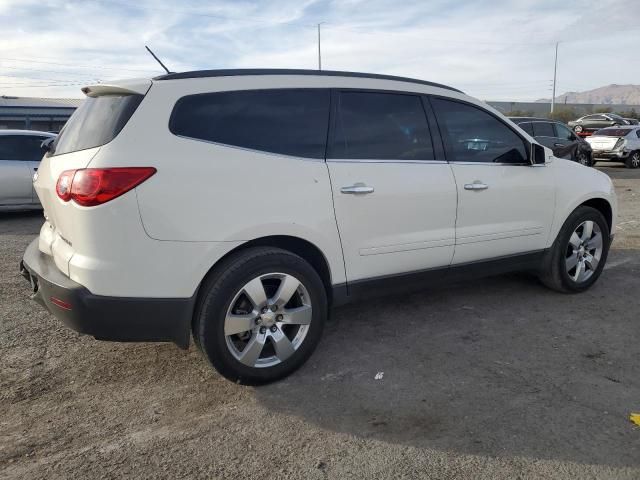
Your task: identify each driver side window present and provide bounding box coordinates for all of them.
[431,98,528,164]
[554,123,575,140]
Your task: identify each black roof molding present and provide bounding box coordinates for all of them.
[153,69,463,93]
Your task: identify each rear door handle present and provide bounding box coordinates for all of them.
[554,143,564,147]
[341,183,374,194]
[464,182,489,191]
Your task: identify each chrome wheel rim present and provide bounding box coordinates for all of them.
[565,220,603,283]
[224,273,312,368]
[631,153,640,168]
[574,125,583,133]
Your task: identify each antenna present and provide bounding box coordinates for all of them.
[145,45,171,74]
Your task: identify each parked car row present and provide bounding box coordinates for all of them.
[509,117,593,166]
[568,113,637,134]
[0,130,56,211]
[585,126,640,168]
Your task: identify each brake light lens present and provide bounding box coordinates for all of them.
[56,170,75,201]
[56,167,156,206]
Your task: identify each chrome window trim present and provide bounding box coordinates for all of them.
[326,159,448,164]
[447,161,533,166]
[173,134,326,162]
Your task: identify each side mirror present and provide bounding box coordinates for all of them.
[41,137,55,153]
[531,143,546,165]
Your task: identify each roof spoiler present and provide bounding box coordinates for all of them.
[81,78,152,97]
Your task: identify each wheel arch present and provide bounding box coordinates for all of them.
[580,197,613,233]
[194,235,336,311]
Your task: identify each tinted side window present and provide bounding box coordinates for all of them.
[329,91,434,160]
[431,98,528,164]
[532,122,555,137]
[518,122,534,136]
[554,123,574,140]
[170,89,330,159]
[636,130,640,139]
[0,135,47,161]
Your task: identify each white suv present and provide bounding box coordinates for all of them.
[21,69,617,384]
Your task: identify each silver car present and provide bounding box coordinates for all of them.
[0,130,56,211]
[586,126,640,169]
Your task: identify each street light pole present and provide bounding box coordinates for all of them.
[317,23,323,70]
[551,42,558,114]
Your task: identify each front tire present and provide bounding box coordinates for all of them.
[576,151,592,166]
[195,247,327,385]
[625,151,640,169]
[539,206,610,293]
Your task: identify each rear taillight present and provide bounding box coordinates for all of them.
[614,138,624,150]
[56,170,75,202]
[56,167,156,206]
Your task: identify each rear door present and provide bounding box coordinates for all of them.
[21,135,50,203]
[553,122,580,159]
[532,121,568,158]
[430,97,555,264]
[327,90,457,282]
[0,135,35,206]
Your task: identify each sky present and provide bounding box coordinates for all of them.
[1,0,639,101]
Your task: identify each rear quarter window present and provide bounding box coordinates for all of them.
[52,94,143,156]
[169,89,330,159]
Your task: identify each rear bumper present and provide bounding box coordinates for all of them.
[20,238,193,348]
[591,150,629,160]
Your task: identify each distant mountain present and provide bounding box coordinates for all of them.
[536,84,640,105]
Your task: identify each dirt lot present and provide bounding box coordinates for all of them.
[1,162,640,479]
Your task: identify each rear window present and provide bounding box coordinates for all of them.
[169,89,330,159]
[0,135,50,161]
[52,94,143,156]
[532,122,555,137]
[518,122,534,136]
[593,128,633,137]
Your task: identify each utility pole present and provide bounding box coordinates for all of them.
[317,23,323,70]
[551,42,558,114]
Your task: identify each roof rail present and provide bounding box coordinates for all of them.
[153,69,463,93]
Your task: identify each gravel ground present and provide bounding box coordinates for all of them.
[1,164,640,479]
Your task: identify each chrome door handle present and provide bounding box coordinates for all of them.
[464,182,489,191]
[341,183,374,194]
[554,143,564,147]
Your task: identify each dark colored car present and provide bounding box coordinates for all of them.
[624,118,639,125]
[567,113,628,134]
[509,117,593,166]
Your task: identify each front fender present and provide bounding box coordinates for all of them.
[546,160,617,245]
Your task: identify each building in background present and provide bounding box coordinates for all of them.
[0,95,82,132]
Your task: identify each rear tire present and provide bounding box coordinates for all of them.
[539,206,610,293]
[625,151,640,169]
[195,247,327,385]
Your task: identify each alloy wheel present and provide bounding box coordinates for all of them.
[631,152,640,168]
[577,152,589,165]
[565,220,603,283]
[224,273,312,368]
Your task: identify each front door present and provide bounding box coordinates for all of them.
[327,90,457,282]
[430,97,556,265]
[0,135,33,205]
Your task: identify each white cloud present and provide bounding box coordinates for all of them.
[0,0,638,100]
